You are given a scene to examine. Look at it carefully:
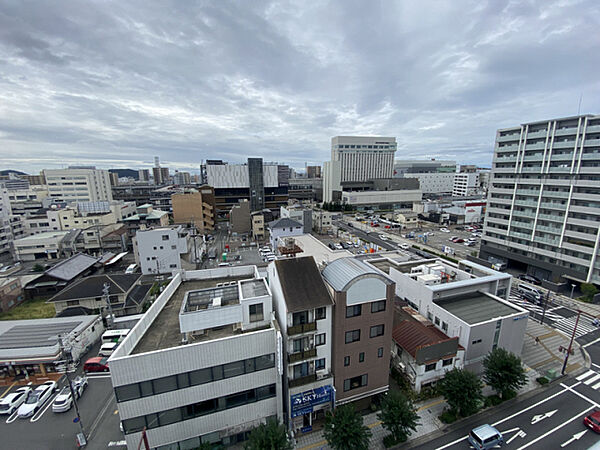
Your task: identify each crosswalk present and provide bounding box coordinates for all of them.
[507,294,564,321]
[576,370,600,390]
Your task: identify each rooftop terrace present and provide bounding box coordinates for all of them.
[435,292,522,324]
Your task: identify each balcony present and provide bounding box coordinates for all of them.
[288,322,317,336]
[514,200,538,207]
[549,166,571,173]
[538,213,564,222]
[543,190,570,198]
[288,348,317,363]
[581,153,600,160]
[521,166,542,172]
[289,373,317,388]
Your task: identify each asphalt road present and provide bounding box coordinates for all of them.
[413,376,600,449]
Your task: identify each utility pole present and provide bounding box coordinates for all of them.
[561,310,581,375]
[58,334,87,447]
[103,282,114,330]
[540,289,550,325]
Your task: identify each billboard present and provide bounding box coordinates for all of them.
[290,385,333,417]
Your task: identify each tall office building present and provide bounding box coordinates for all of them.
[43,167,113,202]
[138,169,150,182]
[248,158,265,212]
[481,114,600,284]
[323,136,397,202]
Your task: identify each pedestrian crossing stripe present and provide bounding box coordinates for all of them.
[577,370,597,381]
[584,373,600,385]
[593,382,600,390]
[554,316,599,338]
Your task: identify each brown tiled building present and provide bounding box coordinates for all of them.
[171,187,215,232]
[321,258,395,405]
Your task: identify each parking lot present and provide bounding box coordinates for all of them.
[0,343,123,450]
[420,225,482,260]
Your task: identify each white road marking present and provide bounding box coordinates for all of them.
[30,391,59,422]
[108,441,127,447]
[506,430,527,445]
[592,381,600,390]
[583,338,600,349]
[516,407,592,450]
[531,409,557,424]
[592,363,600,368]
[560,430,587,448]
[583,373,600,385]
[576,370,595,381]
[5,410,19,424]
[560,382,600,407]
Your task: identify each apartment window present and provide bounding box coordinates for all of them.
[370,324,385,338]
[66,300,79,306]
[371,300,386,313]
[442,358,453,367]
[427,312,433,321]
[472,339,482,345]
[343,374,368,392]
[162,235,169,241]
[425,363,436,372]
[442,322,448,333]
[249,303,264,322]
[293,337,308,353]
[292,311,308,326]
[169,264,177,268]
[171,245,177,250]
[378,347,384,358]
[345,330,360,344]
[346,304,362,318]
[344,356,350,366]
[434,317,440,326]
[315,333,326,346]
[315,358,325,370]
[359,352,365,363]
[293,362,309,378]
[315,307,326,320]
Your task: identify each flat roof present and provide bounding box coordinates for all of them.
[291,234,352,265]
[132,275,251,355]
[15,231,70,241]
[435,293,521,324]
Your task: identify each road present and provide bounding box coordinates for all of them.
[413,375,600,449]
[333,220,400,252]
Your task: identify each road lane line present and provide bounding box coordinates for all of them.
[560,382,600,407]
[86,391,115,441]
[0,381,17,398]
[583,374,600,385]
[576,370,595,381]
[516,407,592,450]
[30,391,59,423]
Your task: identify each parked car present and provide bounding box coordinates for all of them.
[399,243,410,250]
[84,357,110,373]
[328,242,336,250]
[518,274,542,285]
[72,376,88,398]
[584,410,600,433]
[340,242,349,249]
[0,390,27,415]
[464,241,476,247]
[52,376,87,413]
[517,284,542,301]
[440,228,450,233]
[17,383,56,418]
[449,236,458,241]
[98,342,119,357]
[452,238,465,243]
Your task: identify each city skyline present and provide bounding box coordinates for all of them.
[1,1,599,172]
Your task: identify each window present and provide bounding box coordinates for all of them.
[223,361,245,378]
[153,375,178,395]
[425,363,436,372]
[315,333,326,346]
[315,307,326,320]
[442,358,453,367]
[370,324,384,338]
[293,362,309,379]
[343,374,368,392]
[346,305,361,318]
[162,235,169,241]
[359,352,365,363]
[249,303,264,322]
[442,322,448,333]
[371,300,386,313]
[344,356,350,366]
[189,368,212,385]
[427,312,433,321]
[171,245,177,250]
[472,339,482,345]
[292,311,308,326]
[378,347,384,358]
[434,317,440,326]
[169,264,177,268]
[315,358,325,370]
[293,337,308,353]
[345,330,360,343]
[66,300,80,306]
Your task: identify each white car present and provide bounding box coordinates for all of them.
[99,342,119,357]
[0,389,28,415]
[440,228,450,233]
[52,388,73,413]
[17,382,56,418]
[449,236,458,242]
[399,243,410,250]
[379,234,387,240]
[353,242,360,248]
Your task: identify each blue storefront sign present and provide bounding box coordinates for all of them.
[291,385,333,418]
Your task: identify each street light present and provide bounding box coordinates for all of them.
[570,284,576,299]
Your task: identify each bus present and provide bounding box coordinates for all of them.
[101,329,130,344]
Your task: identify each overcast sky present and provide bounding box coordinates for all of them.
[1,0,599,174]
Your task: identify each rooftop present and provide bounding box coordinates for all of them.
[47,274,141,302]
[132,275,251,354]
[15,230,70,242]
[274,256,333,313]
[392,316,457,358]
[45,252,99,281]
[435,292,522,324]
[322,257,392,292]
[268,217,302,229]
[291,234,352,265]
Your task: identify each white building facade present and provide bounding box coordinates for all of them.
[453,173,480,196]
[134,226,190,275]
[43,167,113,203]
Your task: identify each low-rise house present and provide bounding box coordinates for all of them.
[134,226,190,275]
[0,277,24,312]
[46,274,151,317]
[123,204,169,238]
[13,230,80,261]
[392,308,464,392]
[268,218,303,250]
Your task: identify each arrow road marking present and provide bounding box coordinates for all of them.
[531,409,557,424]
[560,430,587,447]
[506,430,527,445]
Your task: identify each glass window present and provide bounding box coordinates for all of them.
[371,300,386,313]
[123,416,146,434]
[184,399,216,419]
[442,322,448,333]
[245,358,255,373]
[153,375,178,395]
[434,317,440,326]
[223,361,245,378]
[158,408,182,426]
[293,362,309,378]
[145,413,160,429]
[346,305,362,318]
[249,303,264,322]
[115,384,140,402]
[315,307,326,320]
[177,373,190,389]
[369,324,385,338]
[442,358,453,367]
[343,374,368,391]
[344,356,350,366]
[189,368,212,386]
[359,352,365,363]
[345,330,360,343]
[256,384,276,400]
[212,365,224,381]
[139,381,153,397]
[425,363,436,372]
[315,333,326,346]
[292,311,308,326]
[255,354,275,370]
[315,358,325,370]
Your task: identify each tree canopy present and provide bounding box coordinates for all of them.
[438,368,483,417]
[483,347,527,399]
[324,404,371,450]
[245,418,292,450]
[377,390,420,445]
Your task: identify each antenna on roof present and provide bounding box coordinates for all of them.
[577,93,583,115]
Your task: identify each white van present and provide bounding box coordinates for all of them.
[125,264,138,274]
[101,329,130,344]
[98,342,118,357]
[517,284,542,300]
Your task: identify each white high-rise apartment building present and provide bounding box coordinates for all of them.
[453,173,480,196]
[323,136,396,202]
[481,114,600,284]
[43,167,113,203]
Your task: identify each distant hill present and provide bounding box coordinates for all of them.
[0,170,28,176]
[109,169,139,180]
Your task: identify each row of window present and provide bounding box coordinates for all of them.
[122,384,277,434]
[114,354,275,403]
[343,348,384,366]
[344,324,385,343]
[345,300,386,318]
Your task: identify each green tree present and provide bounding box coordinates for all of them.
[377,390,420,445]
[483,348,527,400]
[438,368,483,417]
[324,404,371,450]
[581,283,599,302]
[32,263,44,272]
[245,418,291,450]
